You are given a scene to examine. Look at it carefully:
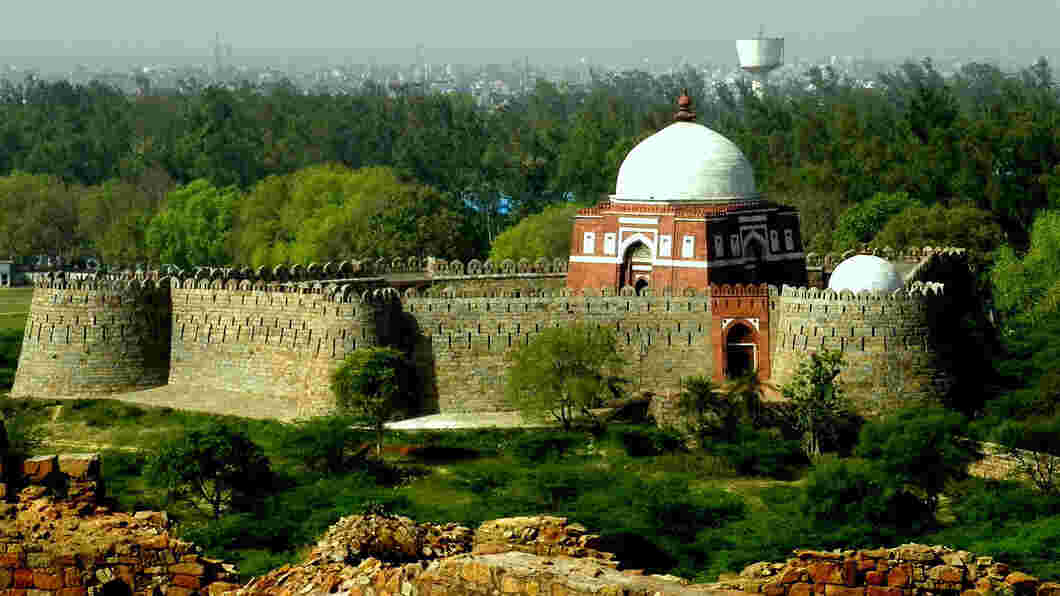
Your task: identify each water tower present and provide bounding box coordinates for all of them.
[736,28,784,95]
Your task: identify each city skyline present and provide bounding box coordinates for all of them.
[1,0,1058,68]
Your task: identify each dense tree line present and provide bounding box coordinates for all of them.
[0,59,1056,267]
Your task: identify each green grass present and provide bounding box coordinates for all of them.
[0,288,33,331]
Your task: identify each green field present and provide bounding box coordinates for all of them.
[0,287,33,332]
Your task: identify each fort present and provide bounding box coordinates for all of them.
[11,94,975,422]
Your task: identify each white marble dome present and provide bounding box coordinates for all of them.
[612,122,759,204]
[828,255,904,293]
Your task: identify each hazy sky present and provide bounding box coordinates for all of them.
[3,0,1059,62]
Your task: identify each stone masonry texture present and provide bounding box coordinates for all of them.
[13,249,968,421]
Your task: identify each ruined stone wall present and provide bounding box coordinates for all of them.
[168,280,397,419]
[0,453,242,596]
[769,284,953,417]
[729,544,1054,596]
[403,287,715,413]
[12,279,171,398]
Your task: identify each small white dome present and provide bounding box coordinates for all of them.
[828,255,904,293]
[612,122,759,204]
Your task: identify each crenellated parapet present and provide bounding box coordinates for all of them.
[805,245,968,272]
[770,279,955,417]
[13,276,174,398]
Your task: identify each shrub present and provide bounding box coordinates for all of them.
[855,407,977,506]
[801,458,933,539]
[147,422,273,519]
[275,415,369,476]
[509,431,587,462]
[0,329,22,389]
[614,426,685,457]
[709,427,808,479]
[948,478,1060,524]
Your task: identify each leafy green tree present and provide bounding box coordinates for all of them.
[855,407,977,507]
[146,422,272,520]
[144,179,239,268]
[781,350,848,457]
[276,415,369,476]
[79,179,162,265]
[872,203,1004,255]
[330,346,413,456]
[993,418,1060,495]
[233,164,473,266]
[489,203,582,262]
[505,323,626,431]
[833,191,922,250]
[0,172,83,261]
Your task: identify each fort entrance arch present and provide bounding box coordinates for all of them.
[621,240,653,292]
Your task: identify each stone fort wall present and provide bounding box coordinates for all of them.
[12,278,172,398]
[167,279,397,418]
[403,286,716,413]
[769,282,953,416]
[12,249,969,420]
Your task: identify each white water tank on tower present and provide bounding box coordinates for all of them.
[736,36,784,95]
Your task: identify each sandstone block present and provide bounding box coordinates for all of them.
[928,565,964,583]
[808,562,844,584]
[790,583,814,596]
[62,568,81,587]
[895,545,936,563]
[0,569,11,589]
[1006,572,1040,593]
[172,575,201,589]
[205,581,242,596]
[14,570,33,588]
[780,569,805,584]
[887,565,912,587]
[0,554,22,567]
[57,588,87,596]
[866,571,885,586]
[824,585,864,596]
[867,587,906,596]
[961,591,982,596]
[21,456,58,483]
[32,573,61,591]
[501,575,523,593]
[169,563,205,577]
[763,582,787,596]
[57,455,99,481]
[166,587,195,596]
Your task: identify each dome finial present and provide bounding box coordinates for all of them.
[675,89,696,122]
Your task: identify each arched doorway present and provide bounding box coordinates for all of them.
[725,322,757,379]
[621,241,653,291]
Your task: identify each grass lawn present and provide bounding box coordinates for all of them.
[0,288,33,332]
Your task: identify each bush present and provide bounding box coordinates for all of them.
[275,415,369,476]
[801,458,933,540]
[948,478,1060,524]
[855,407,977,505]
[709,427,808,479]
[147,422,273,519]
[509,431,587,461]
[0,329,22,389]
[614,426,685,457]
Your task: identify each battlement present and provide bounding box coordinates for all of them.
[778,281,946,301]
[805,245,968,271]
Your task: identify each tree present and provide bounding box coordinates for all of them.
[504,323,626,431]
[232,164,475,266]
[330,346,413,456]
[489,203,582,262]
[144,179,239,268]
[855,407,977,508]
[993,418,1060,495]
[276,415,370,476]
[677,375,732,438]
[781,350,849,457]
[872,203,1004,256]
[832,191,922,250]
[146,422,272,520]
